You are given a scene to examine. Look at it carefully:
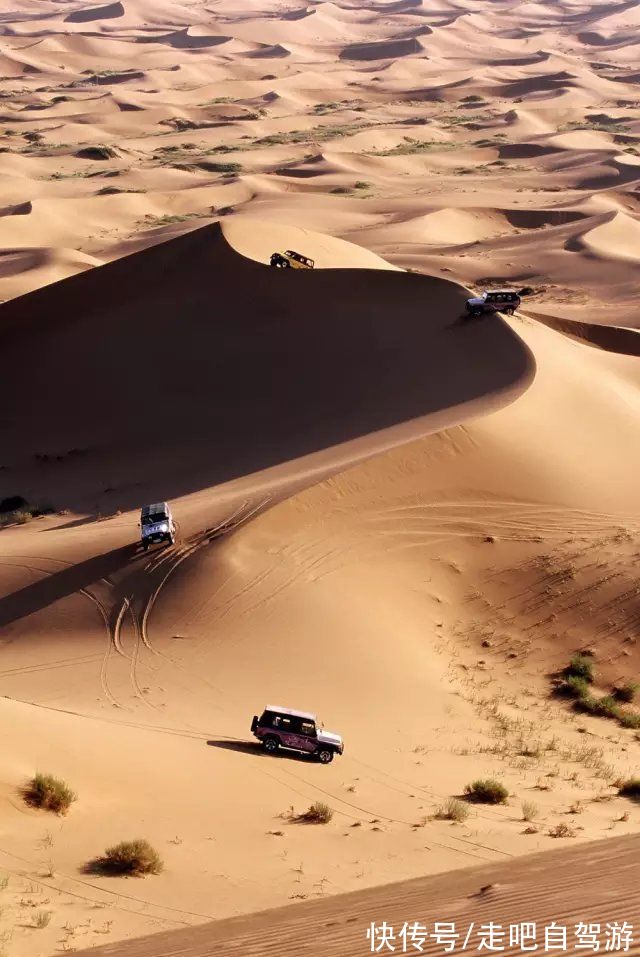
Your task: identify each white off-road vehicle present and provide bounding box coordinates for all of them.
[139,502,176,551]
[466,289,521,318]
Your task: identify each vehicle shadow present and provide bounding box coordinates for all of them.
[0,543,140,628]
[206,739,311,763]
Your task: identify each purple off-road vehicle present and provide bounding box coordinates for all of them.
[251,705,344,764]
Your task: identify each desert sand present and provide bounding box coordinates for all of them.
[0,0,639,955]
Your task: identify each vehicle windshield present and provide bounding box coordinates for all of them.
[142,513,167,526]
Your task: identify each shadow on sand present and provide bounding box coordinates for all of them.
[206,739,311,763]
[0,543,139,628]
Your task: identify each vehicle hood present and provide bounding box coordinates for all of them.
[467,296,484,306]
[143,522,169,536]
[317,730,343,748]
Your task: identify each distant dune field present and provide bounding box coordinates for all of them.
[0,0,639,955]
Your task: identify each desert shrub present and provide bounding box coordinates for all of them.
[614,682,639,704]
[0,495,27,513]
[23,773,76,814]
[87,839,163,876]
[329,185,352,194]
[76,145,116,160]
[463,779,508,804]
[574,694,620,719]
[564,654,594,683]
[619,711,640,729]
[435,798,469,822]
[521,801,539,822]
[34,910,52,928]
[354,180,371,189]
[618,779,640,800]
[295,802,333,824]
[558,675,591,699]
[207,161,241,173]
[548,822,575,838]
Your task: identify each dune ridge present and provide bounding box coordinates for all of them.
[0,0,639,955]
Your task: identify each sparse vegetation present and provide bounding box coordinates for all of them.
[563,654,594,683]
[548,822,575,838]
[369,137,457,156]
[463,779,508,804]
[618,779,640,801]
[87,839,163,876]
[614,681,639,704]
[521,800,539,822]
[23,774,76,815]
[293,802,333,824]
[435,798,469,822]
[75,145,117,160]
[619,711,640,730]
[558,675,591,699]
[34,910,52,929]
[554,655,640,731]
[206,161,242,173]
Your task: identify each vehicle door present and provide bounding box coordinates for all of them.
[296,719,318,752]
[281,717,316,752]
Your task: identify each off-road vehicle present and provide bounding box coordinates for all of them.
[465,289,521,318]
[251,705,343,763]
[139,502,176,551]
[270,249,315,270]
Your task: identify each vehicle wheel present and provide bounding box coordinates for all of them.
[504,307,514,315]
[277,260,290,268]
[317,748,334,764]
[471,309,483,318]
[264,735,279,754]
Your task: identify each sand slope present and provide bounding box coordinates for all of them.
[1,0,640,955]
[77,834,640,957]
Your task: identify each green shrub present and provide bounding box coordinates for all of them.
[559,675,591,699]
[574,695,620,719]
[619,711,640,729]
[87,839,163,876]
[618,779,640,801]
[463,779,508,804]
[23,773,76,814]
[564,654,594,683]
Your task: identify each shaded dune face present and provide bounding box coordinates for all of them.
[0,223,534,511]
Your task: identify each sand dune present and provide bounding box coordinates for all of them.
[77,835,640,957]
[0,0,639,954]
[0,220,532,514]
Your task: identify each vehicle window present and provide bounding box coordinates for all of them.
[300,721,315,736]
[142,513,166,526]
[271,715,292,730]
